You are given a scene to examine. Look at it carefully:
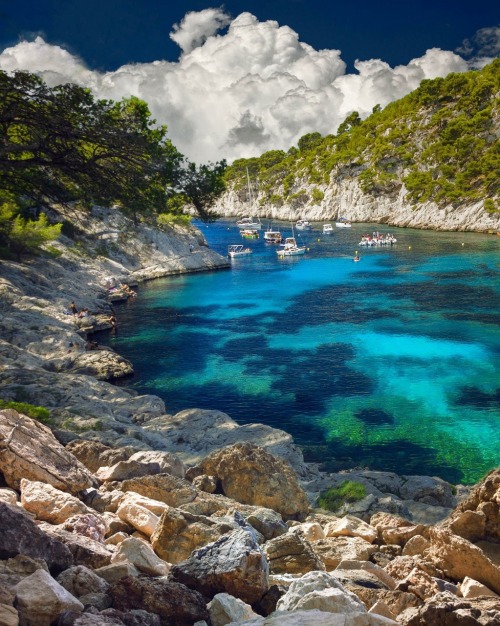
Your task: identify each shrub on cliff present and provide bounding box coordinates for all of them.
[0,399,51,424]
[317,480,367,512]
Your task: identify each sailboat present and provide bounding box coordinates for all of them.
[276,224,307,257]
[237,168,262,230]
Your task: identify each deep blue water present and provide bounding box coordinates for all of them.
[107,220,500,484]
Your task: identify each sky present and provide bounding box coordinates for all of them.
[0,1,499,162]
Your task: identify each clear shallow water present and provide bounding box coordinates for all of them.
[107,221,500,484]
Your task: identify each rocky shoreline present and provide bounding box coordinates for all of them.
[1,206,499,624]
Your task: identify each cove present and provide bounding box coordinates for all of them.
[107,220,500,484]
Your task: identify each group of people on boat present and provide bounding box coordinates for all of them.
[358,232,397,246]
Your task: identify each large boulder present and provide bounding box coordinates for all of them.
[56,565,110,598]
[20,479,95,524]
[263,532,325,575]
[70,349,133,380]
[116,500,160,537]
[15,569,84,626]
[170,526,269,605]
[208,593,258,626]
[109,576,209,626]
[111,537,169,576]
[402,591,500,626]
[311,536,377,570]
[151,507,235,563]
[0,409,95,494]
[0,502,72,573]
[40,525,113,570]
[324,515,378,543]
[199,443,310,521]
[120,473,198,507]
[128,450,185,479]
[226,609,398,625]
[425,527,500,595]
[65,440,130,473]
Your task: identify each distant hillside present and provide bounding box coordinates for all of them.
[214,59,500,232]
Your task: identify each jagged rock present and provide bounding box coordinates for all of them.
[129,450,185,479]
[65,441,130,473]
[444,469,500,543]
[371,545,403,568]
[40,525,113,569]
[20,479,93,524]
[395,567,450,600]
[385,556,443,582]
[105,532,128,545]
[120,473,198,507]
[208,593,258,626]
[86,607,161,625]
[311,536,377,570]
[110,537,169,576]
[78,592,112,611]
[70,349,133,380]
[289,521,325,543]
[0,502,72,573]
[245,508,289,541]
[263,531,325,575]
[109,576,210,625]
[324,515,378,543]
[401,591,500,626]
[71,610,127,625]
[402,535,430,557]
[150,507,234,564]
[116,500,159,537]
[60,514,107,543]
[337,560,397,590]
[0,488,17,505]
[461,576,499,599]
[226,609,398,625]
[0,555,49,589]
[170,527,269,604]
[199,443,310,521]
[15,569,84,626]
[0,409,94,494]
[399,475,456,507]
[94,562,140,585]
[425,527,500,595]
[253,584,287,617]
[102,511,134,536]
[276,571,353,610]
[369,512,427,546]
[56,565,110,598]
[96,460,161,482]
[192,474,218,493]
[369,601,398,621]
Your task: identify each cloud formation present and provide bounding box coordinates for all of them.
[0,11,478,163]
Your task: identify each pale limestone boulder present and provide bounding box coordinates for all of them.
[151,506,234,564]
[398,590,500,625]
[0,604,18,626]
[65,440,130,473]
[384,556,442,582]
[324,515,377,543]
[96,460,161,482]
[245,508,288,540]
[105,532,128,546]
[337,560,397,590]
[0,409,94,495]
[120,473,198,507]
[382,523,427,547]
[276,571,350,610]
[461,576,499,599]
[70,349,133,380]
[312,537,377,570]
[448,510,487,542]
[425,527,500,595]
[264,532,325,575]
[117,492,169,516]
[15,569,83,626]
[395,566,445,600]
[368,600,398,621]
[20,479,92,524]
[102,511,133,536]
[56,565,110,598]
[116,500,159,537]
[111,537,169,576]
[200,443,310,521]
[129,449,185,479]
[228,609,398,625]
[208,593,257,626]
[289,522,325,542]
[0,488,18,506]
[94,562,140,584]
[402,534,430,557]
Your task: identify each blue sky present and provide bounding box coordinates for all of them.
[0,1,498,163]
[1,0,498,71]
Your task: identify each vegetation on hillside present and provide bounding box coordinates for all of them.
[224,59,500,213]
[0,70,226,260]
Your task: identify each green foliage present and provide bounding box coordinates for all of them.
[0,399,51,424]
[298,132,323,152]
[337,111,361,135]
[157,212,192,226]
[317,481,367,512]
[311,188,324,203]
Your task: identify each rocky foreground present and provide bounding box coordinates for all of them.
[1,205,499,624]
[0,409,499,626]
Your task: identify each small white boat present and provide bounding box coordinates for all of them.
[296,220,312,231]
[263,226,283,243]
[336,218,351,228]
[277,237,306,257]
[228,244,252,258]
[236,217,262,230]
[322,223,333,235]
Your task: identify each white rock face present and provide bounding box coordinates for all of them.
[15,569,84,626]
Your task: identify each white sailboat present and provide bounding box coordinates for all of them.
[277,224,307,257]
[237,168,262,230]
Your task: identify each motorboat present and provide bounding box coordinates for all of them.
[322,223,334,235]
[264,223,283,243]
[228,244,252,258]
[296,220,312,231]
[241,229,259,239]
[277,225,307,257]
[336,217,352,228]
[236,217,262,230]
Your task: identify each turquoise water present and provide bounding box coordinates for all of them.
[108,221,500,484]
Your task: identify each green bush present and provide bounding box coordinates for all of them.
[0,399,51,424]
[317,480,367,512]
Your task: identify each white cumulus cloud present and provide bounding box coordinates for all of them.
[0,11,479,163]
